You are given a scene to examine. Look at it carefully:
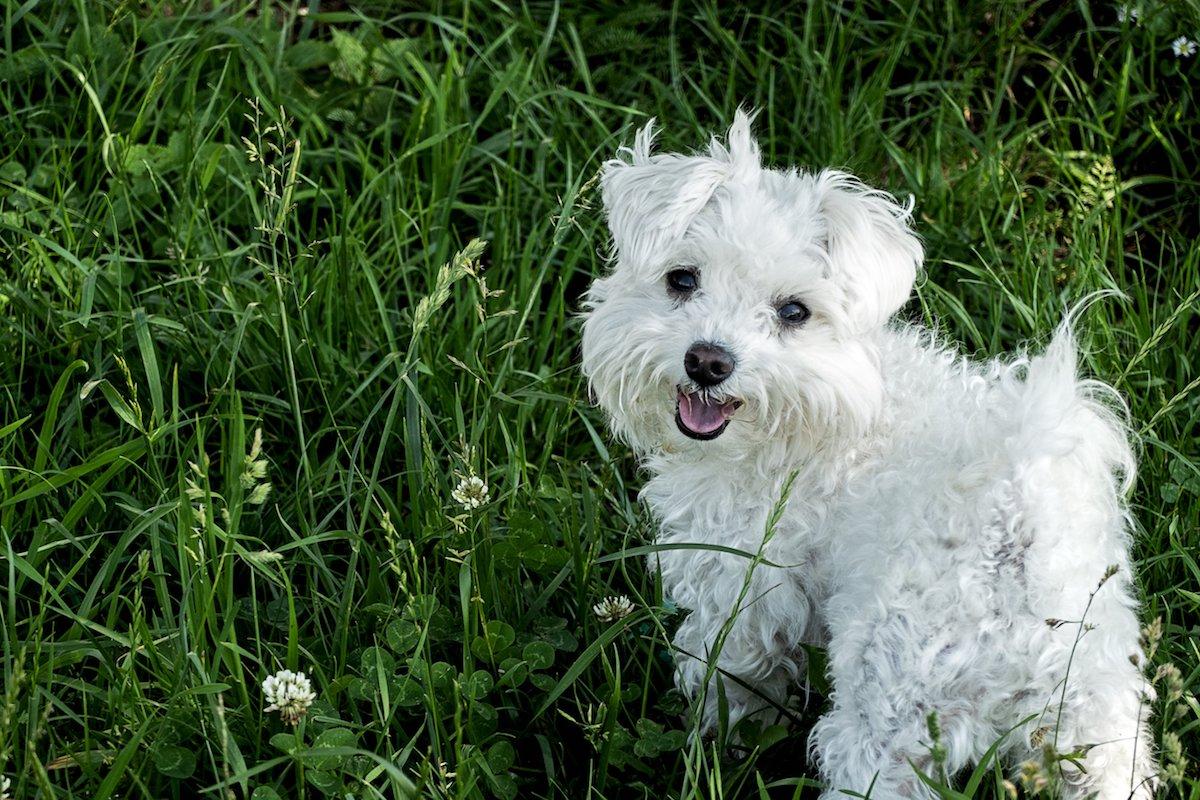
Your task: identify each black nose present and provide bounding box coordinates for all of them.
[684,342,735,387]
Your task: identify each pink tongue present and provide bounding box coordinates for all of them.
[678,392,733,434]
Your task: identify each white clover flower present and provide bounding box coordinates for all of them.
[1116,4,1140,23]
[0,775,10,800]
[262,669,317,725]
[1171,36,1197,57]
[592,595,635,623]
[451,474,489,510]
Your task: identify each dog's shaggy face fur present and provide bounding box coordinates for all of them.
[581,113,1157,799]
[582,113,920,457]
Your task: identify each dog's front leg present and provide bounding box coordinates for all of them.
[661,551,811,735]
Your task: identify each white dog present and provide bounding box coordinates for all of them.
[580,111,1156,799]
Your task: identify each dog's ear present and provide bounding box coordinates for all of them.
[708,108,761,184]
[816,170,922,330]
[602,113,759,272]
[601,121,727,271]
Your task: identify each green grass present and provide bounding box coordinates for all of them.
[1,1,1197,797]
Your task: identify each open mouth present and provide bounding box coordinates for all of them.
[675,388,742,441]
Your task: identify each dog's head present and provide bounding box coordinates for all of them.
[581,111,922,456]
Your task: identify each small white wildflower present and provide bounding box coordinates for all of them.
[1116,5,1140,23]
[451,474,489,510]
[592,595,635,623]
[1,775,10,800]
[1171,36,1197,58]
[262,669,317,725]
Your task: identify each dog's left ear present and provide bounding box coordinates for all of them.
[602,111,761,273]
[816,170,923,330]
[602,121,730,272]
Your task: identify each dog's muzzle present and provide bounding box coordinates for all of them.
[676,342,741,439]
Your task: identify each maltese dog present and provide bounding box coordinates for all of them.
[581,111,1156,799]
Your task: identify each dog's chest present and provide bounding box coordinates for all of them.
[643,464,833,576]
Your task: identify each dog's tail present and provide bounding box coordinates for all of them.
[1012,292,1136,496]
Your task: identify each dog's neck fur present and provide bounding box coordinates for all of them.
[635,389,869,587]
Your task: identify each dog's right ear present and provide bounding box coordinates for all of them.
[601,120,729,273]
[815,170,923,331]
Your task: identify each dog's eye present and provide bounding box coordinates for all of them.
[666,269,698,296]
[777,300,811,326]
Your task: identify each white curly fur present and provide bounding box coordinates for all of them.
[581,111,1157,799]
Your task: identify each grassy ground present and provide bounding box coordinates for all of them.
[1,1,1198,797]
